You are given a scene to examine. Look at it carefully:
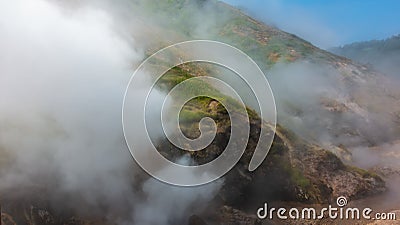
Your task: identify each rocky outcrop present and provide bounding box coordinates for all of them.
[155,79,386,206]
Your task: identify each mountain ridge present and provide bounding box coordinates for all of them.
[330,34,400,77]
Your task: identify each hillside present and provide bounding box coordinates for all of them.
[1,0,400,224]
[132,0,400,148]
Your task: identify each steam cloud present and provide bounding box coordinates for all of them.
[0,0,221,224]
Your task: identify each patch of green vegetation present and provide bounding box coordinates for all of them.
[219,23,309,69]
[158,64,257,119]
[157,67,192,90]
[268,136,311,189]
[346,166,382,181]
[289,167,311,189]
[179,108,210,123]
[229,17,259,30]
[245,107,259,120]
[275,153,310,189]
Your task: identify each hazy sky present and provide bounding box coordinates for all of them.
[223,0,400,48]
